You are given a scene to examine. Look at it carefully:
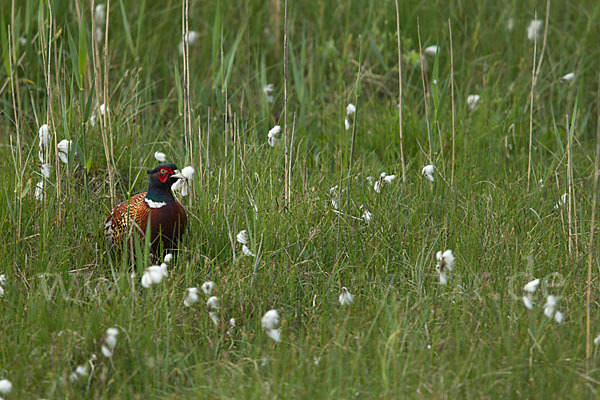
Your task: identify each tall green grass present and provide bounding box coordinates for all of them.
[1,0,600,397]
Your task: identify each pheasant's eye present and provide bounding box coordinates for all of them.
[160,168,169,175]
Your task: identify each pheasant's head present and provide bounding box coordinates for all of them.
[146,164,185,201]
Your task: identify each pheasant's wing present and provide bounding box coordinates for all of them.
[104,192,150,247]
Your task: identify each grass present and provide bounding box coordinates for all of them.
[1,0,600,397]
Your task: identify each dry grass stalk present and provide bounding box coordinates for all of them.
[566,114,573,258]
[9,0,23,239]
[283,0,290,205]
[394,0,406,182]
[533,0,550,87]
[527,12,538,190]
[585,75,600,363]
[91,0,115,204]
[449,19,456,187]
[416,20,432,163]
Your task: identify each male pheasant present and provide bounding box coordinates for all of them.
[104,163,187,253]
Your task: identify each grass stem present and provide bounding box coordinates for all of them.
[585,75,600,364]
[449,19,455,187]
[394,0,406,183]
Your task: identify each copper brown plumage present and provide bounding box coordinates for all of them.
[104,164,187,253]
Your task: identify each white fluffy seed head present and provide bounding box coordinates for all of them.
[265,328,281,342]
[373,180,382,193]
[522,295,534,310]
[201,281,215,295]
[527,19,543,41]
[268,125,281,138]
[95,27,104,43]
[422,165,435,181]
[41,163,52,179]
[0,379,12,394]
[101,345,113,358]
[184,287,199,307]
[424,45,439,56]
[104,328,119,350]
[467,94,480,111]
[188,287,201,302]
[106,327,119,337]
[362,208,372,224]
[236,230,248,245]
[545,295,558,308]
[267,125,281,146]
[261,309,279,330]
[39,124,50,150]
[560,72,575,82]
[543,295,558,318]
[436,250,455,272]
[75,365,88,377]
[339,287,353,306]
[154,151,166,162]
[346,103,356,115]
[100,327,119,358]
[242,245,255,257]
[206,296,219,310]
[95,3,106,25]
[70,364,89,382]
[331,198,339,210]
[181,166,195,180]
[442,250,455,271]
[141,265,166,288]
[34,181,44,200]
[186,31,199,44]
[554,311,564,324]
[57,139,72,164]
[199,281,215,296]
[171,178,188,196]
[69,371,80,383]
[163,253,173,264]
[438,270,448,285]
[140,273,152,288]
[523,278,540,293]
[435,250,454,284]
[263,83,274,95]
[383,174,396,184]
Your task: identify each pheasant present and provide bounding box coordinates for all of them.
[104,163,188,253]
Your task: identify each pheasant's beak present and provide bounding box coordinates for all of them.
[171,170,185,179]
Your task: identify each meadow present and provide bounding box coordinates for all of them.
[1,0,600,398]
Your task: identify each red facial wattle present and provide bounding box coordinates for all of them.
[157,167,174,183]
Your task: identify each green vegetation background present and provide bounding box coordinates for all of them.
[1,0,600,398]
